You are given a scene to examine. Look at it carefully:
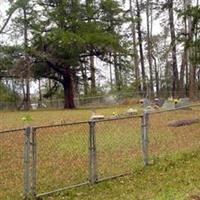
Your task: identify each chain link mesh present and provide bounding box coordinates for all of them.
[0,129,24,200]
[1,105,200,198]
[35,123,88,194]
[148,105,200,160]
[95,117,142,179]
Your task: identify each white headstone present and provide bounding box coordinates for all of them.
[162,100,175,110]
[175,98,190,108]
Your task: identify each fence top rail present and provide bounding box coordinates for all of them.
[0,127,25,135]
[91,114,143,123]
[147,103,200,115]
[33,114,143,130]
[33,120,88,130]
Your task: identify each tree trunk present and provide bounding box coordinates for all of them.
[38,79,42,108]
[179,48,187,97]
[189,53,196,99]
[48,79,53,107]
[109,53,113,90]
[146,0,154,96]
[187,0,196,99]
[18,79,26,110]
[136,0,146,93]
[168,118,199,127]
[11,80,17,107]
[80,62,89,96]
[24,76,31,110]
[118,54,123,87]
[90,56,96,95]
[179,0,189,97]
[22,79,26,102]
[129,0,140,91]
[72,67,79,97]
[63,68,75,109]
[191,0,199,99]
[86,0,96,95]
[23,6,31,110]
[114,53,121,91]
[168,0,179,97]
[152,55,159,97]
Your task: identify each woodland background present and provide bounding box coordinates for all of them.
[0,0,200,109]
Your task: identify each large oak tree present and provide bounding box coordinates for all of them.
[31,0,123,108]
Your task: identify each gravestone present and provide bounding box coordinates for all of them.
[162,100,175,110]
[104,95,117,105]
[126,108,138,115]
[175,98,190,108]
[140,98,151,107]
[154,98,165,107]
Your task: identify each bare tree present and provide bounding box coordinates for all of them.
[146,0,154,95]
[129,0,140,91]
[168,0,179,97]
[23,4,31,110]
[136,0,146,93]
[90,56,96,95]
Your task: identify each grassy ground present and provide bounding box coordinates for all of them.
[0,106,200,200]
[0,105,135,131]
[44,149,200,200]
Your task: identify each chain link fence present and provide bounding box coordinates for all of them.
[1,91,200,111]
[0,104,200,199]
[148,105,200,161]
[29,115,142,199]
[0,128,25,200]
[34,122,89,197]
[95,117,142,180]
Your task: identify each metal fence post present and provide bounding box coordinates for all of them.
[88,120,97,184]
[31,128,37,199]
[24,126,31,199]
[141,111,149,166]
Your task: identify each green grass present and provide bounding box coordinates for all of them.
[44,149,200,200]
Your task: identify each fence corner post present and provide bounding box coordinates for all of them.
[24,126,31,200]
[88,120,97,184]
[141,111,149,166]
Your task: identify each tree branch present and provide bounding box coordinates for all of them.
[0,8,16,34]
[41,73,64,84]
